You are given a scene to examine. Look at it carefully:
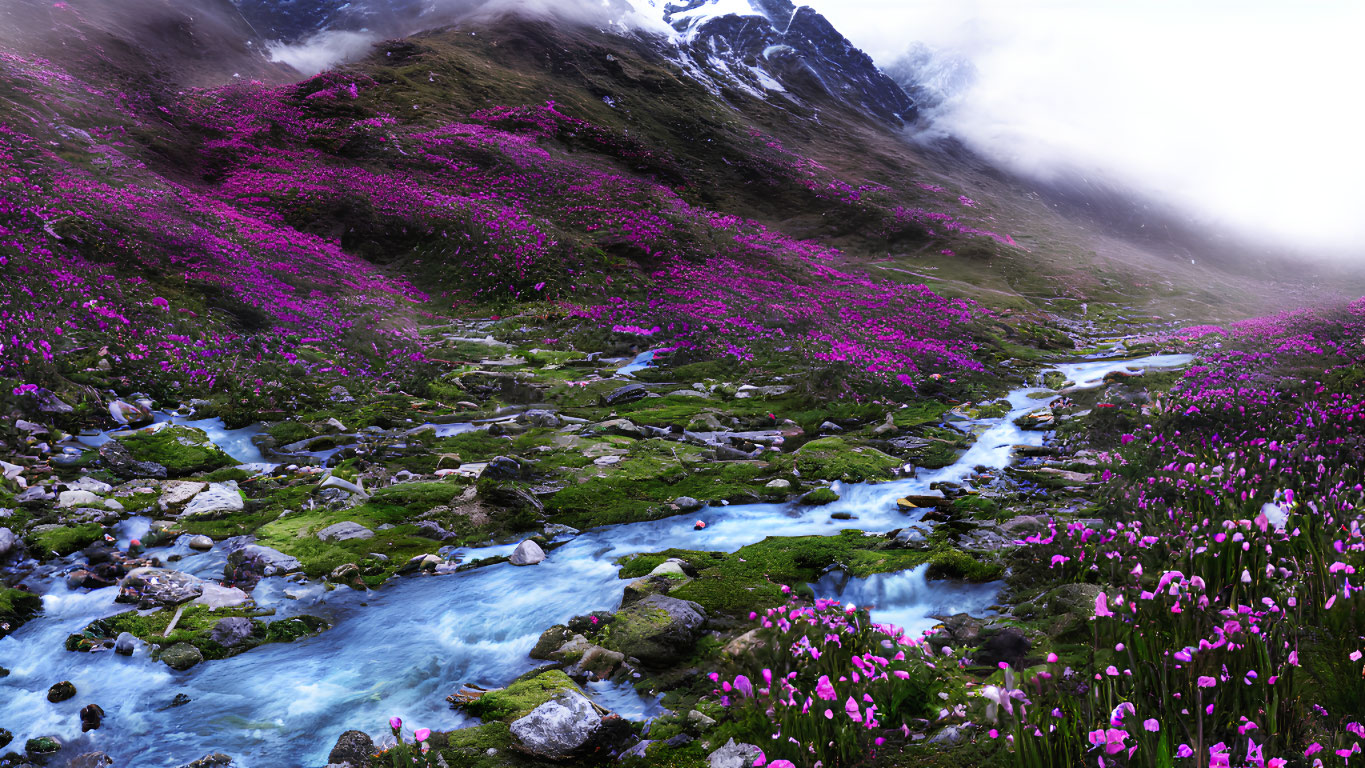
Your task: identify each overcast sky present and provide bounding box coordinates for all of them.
[801,0,1365,258]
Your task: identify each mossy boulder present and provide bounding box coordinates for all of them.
[27,523,103,559]
[0,587,42,637]
[789,437,900,483]
[462,669,582,723]
[116,425,238,477]
[600,595,706,666]
[800,487,840,505]
[160,642,205,670]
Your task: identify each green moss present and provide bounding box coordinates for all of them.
[0,588,41,637]
[545,459,771,529]
[437,722,515,768]
[800,488,841,505]
[892,400,952,428]
[29,523,102,558]
[463,669,580,723]
[75,605,328,660]
[925,548,1004,582]
[787,437,900,483]
[266,421,318,445]
[117,425,238,476]
[951,495,1002,519]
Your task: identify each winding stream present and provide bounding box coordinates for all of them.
[0,354,1190,767]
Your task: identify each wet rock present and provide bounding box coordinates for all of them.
[0,526,16,560]
[519,409,562,428]
[17,485,55,505]
[510,539,546,566]
[115,632,138,655]
[177,754,236,768]
[830,511,855,520]
[531,626,575,660]
[209,617,255,648]
[188,535,215,551]
[567,646,626,680]
[673,496,703,512]
[109,400,153,426]
[118,568,205,608]
[974,627,1032,669]
[98,440,167,479]
[0,727,9,749]
[605,595,706,666]
[328,730,375,768]
[194,583,249,610]
[898,494,947,508]
[397,553,442,575]
[707,739,762,768]
[317,522,374,542]
[224,544,301,590]
[160,481,207,511]
[161,642,204,671]
[601,383,648,406]
[69,751,114,767]
[182,482,244,518]
[509,690,604,760]
[648,559,687,578]
[893,526,931,549]
[80,703,105,732]
[329,563,361,582]
[483,455,523,481]
[25,735,61,757]
[47,680,77,702]
[58,489,103,508]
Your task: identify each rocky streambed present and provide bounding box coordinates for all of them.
[0,353,1191,767]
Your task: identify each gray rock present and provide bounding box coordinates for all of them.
[176,753,236,768]
[929,725,966,745]
[210,617,256,649]
[160,481,207,511]
[510,690,602,760]
[117,568,206,607]
[224,544,302,590]
[115,632,138,656]
[68,752,114,768]
[510,539,546,566]
[108,400,153,426]
[519,409,562,428]
[328,730,375,768]
[182,482,244,518]
[161,642,204,671]
[764,479,793,491]
[601,383,649,406]
[193,583,250,610]
[673,496,703,512]
[58,490,103,508]
[188,535,215,551]
[0,527,16,560]
[317,522,374,542]
[687,710,717,730]
[17,485,54,505]
[483,456,522,481]
[98,440,167,480]
[707,739,762,768]
[605,595,706,665]
[66,477,114,494]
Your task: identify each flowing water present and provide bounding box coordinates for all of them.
[0,354,1189,767]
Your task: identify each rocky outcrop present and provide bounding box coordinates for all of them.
[509,690,604,760]
[117,568,206,608]
[327,729,375,768]
[603,595,706,666]
[509,539,546,566]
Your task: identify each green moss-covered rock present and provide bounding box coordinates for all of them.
[117,425,238,477]
[800,488,841,505]
[160,642,204,670]
[600,595,706,666]
[28,523,102,559]
[463,669,580,723]
[76,605,328,662]
[788,437,900,483]
[0,587,42,638]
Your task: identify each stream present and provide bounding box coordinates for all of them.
[0,354,1190,767]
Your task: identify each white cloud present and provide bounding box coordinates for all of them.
[803,0,1365,257]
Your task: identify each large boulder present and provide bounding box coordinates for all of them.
[209,617,255,648]
[224,543,301,590]
[98,440,168,480]
[160,481,207,511]
[603,595,706,666]
[161,642,204,671]
[182,482,245,518]
[601,383,649,407]
[47,680,77,702]
[0,527,16,560]
[509,539,546,566]
[327,730,375,768]
[509,690,603,760]
[117,568,205,608]
[58,490,103,508]
[707,739,763,768]
[316,522,374,542]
